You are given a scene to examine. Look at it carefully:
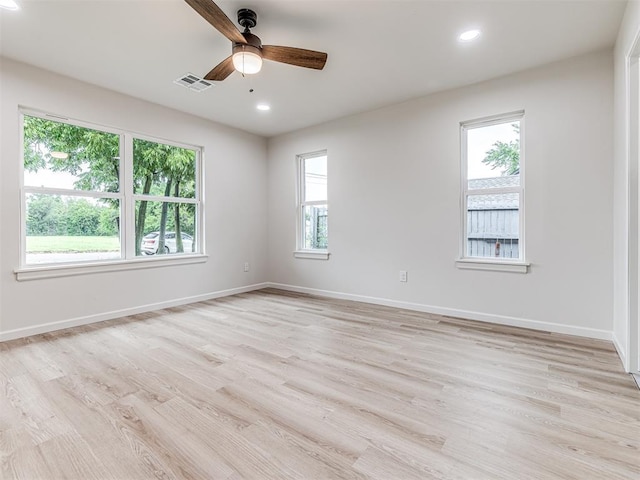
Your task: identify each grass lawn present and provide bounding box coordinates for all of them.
[27,236,120,253]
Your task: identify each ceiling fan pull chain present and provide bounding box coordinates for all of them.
[241,45,246,77]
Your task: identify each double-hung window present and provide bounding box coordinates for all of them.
[459,111,527,271]
[295,151,328,259]
[20,110,202,273]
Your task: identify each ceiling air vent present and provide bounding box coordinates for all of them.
[174,73,213,92]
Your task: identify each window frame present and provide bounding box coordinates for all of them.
[129,133,202,257]
[295,150,329,260]
[16,108,206,280]
[457,111,529,273]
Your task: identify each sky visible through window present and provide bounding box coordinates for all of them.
[467,122,519,180]
[305,155,327,202]
[25,168,83,190]
[25,166,104,207]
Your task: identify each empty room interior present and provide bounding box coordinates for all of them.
[1,0,640,478]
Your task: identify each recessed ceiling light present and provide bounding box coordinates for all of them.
[0,0,19,11]
[459,29,481,42]
[256,104,271,111]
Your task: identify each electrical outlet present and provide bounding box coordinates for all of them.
[399,270,408,282]
[244,262,250,272]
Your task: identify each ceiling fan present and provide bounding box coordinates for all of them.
[184,0,328,81]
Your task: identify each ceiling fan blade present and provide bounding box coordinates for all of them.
[262,46,328,70]
[204,56,235,81]
[184,0,245,44]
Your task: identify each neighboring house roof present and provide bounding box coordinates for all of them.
[468,176,519,210]
[469,175,519,189]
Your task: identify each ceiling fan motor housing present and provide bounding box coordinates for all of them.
[236,32,262,49]
[233,31,262,61]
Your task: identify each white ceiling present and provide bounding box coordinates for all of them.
[0,0,627,137]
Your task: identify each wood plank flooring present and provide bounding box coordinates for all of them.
[1,288,639,479]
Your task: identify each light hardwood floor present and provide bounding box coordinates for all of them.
[1,288,639,479]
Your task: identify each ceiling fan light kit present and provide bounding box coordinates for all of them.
[184,0,327,81]
[232,45,262,74]
[232,24,263,75]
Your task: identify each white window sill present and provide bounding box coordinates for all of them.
[15,254,208,281]
[455,258,529,273]
[293,250,330,260]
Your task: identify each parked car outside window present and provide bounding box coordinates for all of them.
[141,231,194,255]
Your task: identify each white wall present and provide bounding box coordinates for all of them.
[613,0,640,372]
[0,58,268,339]
[268,51,614,339]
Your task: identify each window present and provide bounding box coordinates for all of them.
[21,110,202,269]
[133,138,198,257]
[296,151,328,258]
[460,111,525,267]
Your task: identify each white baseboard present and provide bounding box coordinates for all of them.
[267,283,613,341]
[612,332,629,372]
[0,283,269,342]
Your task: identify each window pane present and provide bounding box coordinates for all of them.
[23,116,120,192]
[304,155,327,202]
[467,193,519,259]
[133,138,196,198]
[467,121,520,188]
[303,204,328,250]
[25,193,121,264]
[135,200,197,256]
